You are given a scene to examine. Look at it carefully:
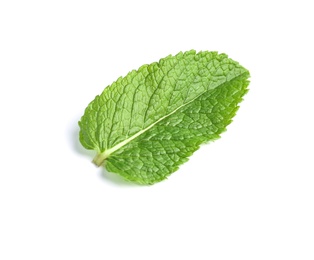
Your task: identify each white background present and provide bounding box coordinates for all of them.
[1,0,313,259]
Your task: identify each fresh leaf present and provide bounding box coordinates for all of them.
[79,50,250,184]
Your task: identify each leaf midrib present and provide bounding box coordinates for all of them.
[92,71,247,166]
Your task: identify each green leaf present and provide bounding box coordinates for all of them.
[79,50,250,184]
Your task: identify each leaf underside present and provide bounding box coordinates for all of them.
[79,50,250,184]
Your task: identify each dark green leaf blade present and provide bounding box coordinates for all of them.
[79,50,250,184]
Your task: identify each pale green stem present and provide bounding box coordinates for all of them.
[92,153,107,167]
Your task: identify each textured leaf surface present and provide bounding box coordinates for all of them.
[79,50,250,184]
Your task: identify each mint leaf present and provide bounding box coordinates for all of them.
[79,50,250,184]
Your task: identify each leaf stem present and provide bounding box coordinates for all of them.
[92,153,107,167]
